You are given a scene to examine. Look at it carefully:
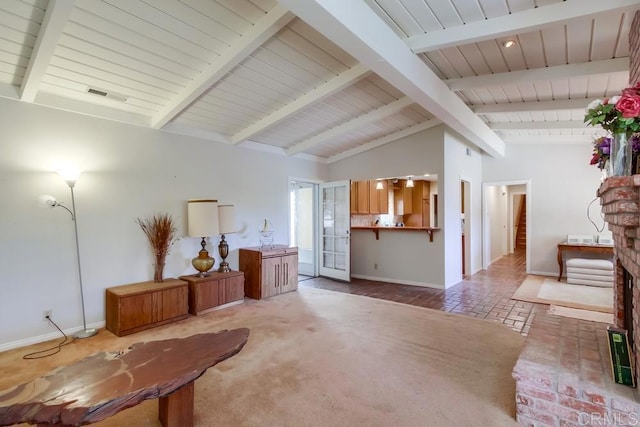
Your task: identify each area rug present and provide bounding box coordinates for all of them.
[548,305,613,324]
[0,287,523,427]
[512,275,613,314]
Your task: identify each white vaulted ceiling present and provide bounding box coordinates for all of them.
[1,0,638,162]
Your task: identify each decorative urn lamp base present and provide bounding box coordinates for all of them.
[218,234,230,272]
[192,238,215,277]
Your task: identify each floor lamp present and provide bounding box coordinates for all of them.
[44,170,97,339]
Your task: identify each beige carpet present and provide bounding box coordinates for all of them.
[0,287,523,427]
[512,275,613,314]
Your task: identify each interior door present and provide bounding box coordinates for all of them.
[319,180,351,281]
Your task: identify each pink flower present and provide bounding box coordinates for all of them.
[616,94,640,118]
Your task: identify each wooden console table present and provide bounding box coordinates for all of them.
[0,329,249,427]
[557,242,614,280]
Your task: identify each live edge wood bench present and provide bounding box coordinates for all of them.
[0,329,250,427]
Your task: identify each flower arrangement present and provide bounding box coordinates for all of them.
[589,136,611,171]
[136,213,177,283]
[585,82,640,175]
[584,82,640,135]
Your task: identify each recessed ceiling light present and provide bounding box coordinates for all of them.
[502,40,516,48]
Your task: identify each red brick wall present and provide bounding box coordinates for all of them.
[598,177,640,376]
[631,11,640,86]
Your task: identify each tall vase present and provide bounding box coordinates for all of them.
[609,132,633,176]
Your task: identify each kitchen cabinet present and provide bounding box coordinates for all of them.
[412,181,431,227]
[179,271,245,315]
[394,180,414,215]
[350,180,369,214]
[105,279,189,336]
[369,180,389,214]
[239,245,298,299]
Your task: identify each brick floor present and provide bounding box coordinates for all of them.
[301,248,546,336]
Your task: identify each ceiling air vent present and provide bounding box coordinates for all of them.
[86,87,127,102]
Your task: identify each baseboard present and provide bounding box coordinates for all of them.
[350,274,444,289]
[0,320,106,352]
[528,270,557,278]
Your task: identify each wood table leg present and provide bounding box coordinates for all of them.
[159,381,194,427]
[557,247,563,281]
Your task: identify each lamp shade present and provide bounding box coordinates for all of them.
[218,204,236,234]
[57,168,82,187]
[187,199,219,237]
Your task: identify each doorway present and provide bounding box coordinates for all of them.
[289,180,317,277]
[461,179,470,277]
[482,180,531,272]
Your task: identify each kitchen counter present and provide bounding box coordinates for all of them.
[351,226,440,242]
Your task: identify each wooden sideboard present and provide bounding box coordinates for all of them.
[179,271,245,315]
[239,245,298,299]
[105,279,189,336]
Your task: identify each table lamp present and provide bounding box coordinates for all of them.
[217,205,236,272]
[187,199,218,277]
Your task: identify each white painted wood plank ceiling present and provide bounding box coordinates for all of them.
[0,0,638,162]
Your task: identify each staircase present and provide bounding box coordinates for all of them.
[515,197,526,250]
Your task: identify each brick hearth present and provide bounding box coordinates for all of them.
[513,315,639,426]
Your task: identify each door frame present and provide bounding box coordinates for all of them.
[460,176,471,277]
[288,177,321,277]
[482,179,531,273]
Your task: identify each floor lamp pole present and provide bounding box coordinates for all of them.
[68,183,97,339]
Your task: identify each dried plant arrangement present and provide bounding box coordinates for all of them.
[136,213,177,283]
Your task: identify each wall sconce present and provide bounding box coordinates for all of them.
[375,181,384,190]
[41,169,97,339]
[217,205,236,272]
[187,199,219,277]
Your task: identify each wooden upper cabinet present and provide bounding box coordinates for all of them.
[369,180,389,214]
[356,181,369,213]
[350,181,357,214]
[395,180,413,215]
[350,180,369,214]
[411,181,431,227]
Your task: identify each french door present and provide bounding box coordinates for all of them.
[319,180,350,281]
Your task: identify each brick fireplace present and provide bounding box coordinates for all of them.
[599,176,640,375]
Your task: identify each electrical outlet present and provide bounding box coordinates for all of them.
[42,309,52,322]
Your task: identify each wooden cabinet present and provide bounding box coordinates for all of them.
[350,181,369,214]
[413,181,431,227]
[239,245,298,299]
[106,279,189,336]
[178,271,244,315]
[394,180,414,215]
[351,180,388,214]
[369,180,389,214]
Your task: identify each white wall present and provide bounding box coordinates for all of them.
[485,185,507,263]
[0,98,328,349]
[482,143,603,276]
[329,126,483,288]
[329,126,447,287]
[442,130,483,287]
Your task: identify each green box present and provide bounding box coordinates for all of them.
[607,327,636,387]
